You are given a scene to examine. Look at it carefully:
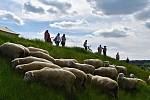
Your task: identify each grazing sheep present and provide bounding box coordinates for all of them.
[0,42,30,59]
[30,51,55,63]
[63,67,87,89]
[71,62,95,74]
[11,56,52,68]
[117,73,146,90]
[115,66,127,75]
[94,67,118,80]
[84,59,103,68]
[86,74,118,98]
[24,68,76,99]
[15,61,61,73]
[147,75,150,84]
[27,47,49,54]
[55,59,78,67]
[129,73,135,78]
[103,61,109,67]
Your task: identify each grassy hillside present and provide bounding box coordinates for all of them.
[0,32,150,100]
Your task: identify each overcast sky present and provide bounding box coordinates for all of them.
[0,0,150,60]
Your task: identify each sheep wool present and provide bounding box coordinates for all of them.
[84,59,103,68]
[27,47,49,54]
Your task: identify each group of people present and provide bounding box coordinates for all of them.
[97,45,107,56]
[44,30,66,47]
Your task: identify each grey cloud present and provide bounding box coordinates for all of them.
[145,22,150,29]
[38,0,71,14]
[93,29,129,38]
[135,7,150,21]
[47,8,58,14]
[87,0,148,15]
[24,2,45,14]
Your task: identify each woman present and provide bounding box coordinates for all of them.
[61,34,66,47]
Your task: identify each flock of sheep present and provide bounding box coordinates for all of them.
[0,42,149,99]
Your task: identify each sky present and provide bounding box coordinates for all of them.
[0,0,150,60]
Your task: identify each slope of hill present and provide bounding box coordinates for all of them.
[0,32,150,100]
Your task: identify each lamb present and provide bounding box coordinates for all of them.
[0,42,30,59]
[71,62,95,74]
[84,59,103,68]
[15,61,61,73]
[30,51,55,63]
[117,73,146,90]
[11,56,52,68]
[63,67,87,89]
[86,74,118,98]
[24,68,76,98]
[54,59,78,67]
[94,67,118,80]
[27,47,49,54]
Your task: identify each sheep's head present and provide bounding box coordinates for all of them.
[67,61,75,67]
[11,59,19,69]
[118,73,125,79]
[24,71,34,81]
[129,73,135,78]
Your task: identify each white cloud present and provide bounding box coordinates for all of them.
[145,22,150,29]
[0,10,24,25]
[49,19,89,29]
[87,0,148,15]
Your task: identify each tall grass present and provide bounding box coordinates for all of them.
[0,32,150,100]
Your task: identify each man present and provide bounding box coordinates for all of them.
[116,52,120,60]
[83,40,88,50]
[98,45,103,54]
[53,33,61,46]
[103,46,107,56]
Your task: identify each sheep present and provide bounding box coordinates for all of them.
[63,67,87,90]
[84,59,103,68]
[30,51,55,63]
[0,42,30,59]
[70,62,95,74]
[24,68,76,99]
[86,74,118,98]
[115,66,127,75]
[54,59,78,67]
[147,75,150,84]
[117,73,146,90]
[94,67,118,80]
[103,61,110,67]
[11,56,52,68]
[27,47,49,54]
[15,61,61,73]
[129,73,135,78]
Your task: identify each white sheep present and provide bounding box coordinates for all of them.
[30,51,55,63]
[71,62,95,74]
[103,61,110,67]
[27,47,49,54]
[84,59,103,68]
[54,59,78,67]
[63,67,87,90]
[115,66,127,75]
[117,73,146,90]
[86,74,118,98]
[24,68,76,98]
[94,67,118,80]
[0,42,30,59]
[11,56,52,68]
[147,75,150,84]
[15,61,61,73]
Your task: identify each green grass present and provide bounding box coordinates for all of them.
[0,32,150,100]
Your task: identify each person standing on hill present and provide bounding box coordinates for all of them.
[83,40,88,50]
[44,30,52,44]
[61,34,66,47]
[53,33,61,46]
[116,52,120,60]
[103,46,107,56]
[126,57,130,63]
[98,45,103,54]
